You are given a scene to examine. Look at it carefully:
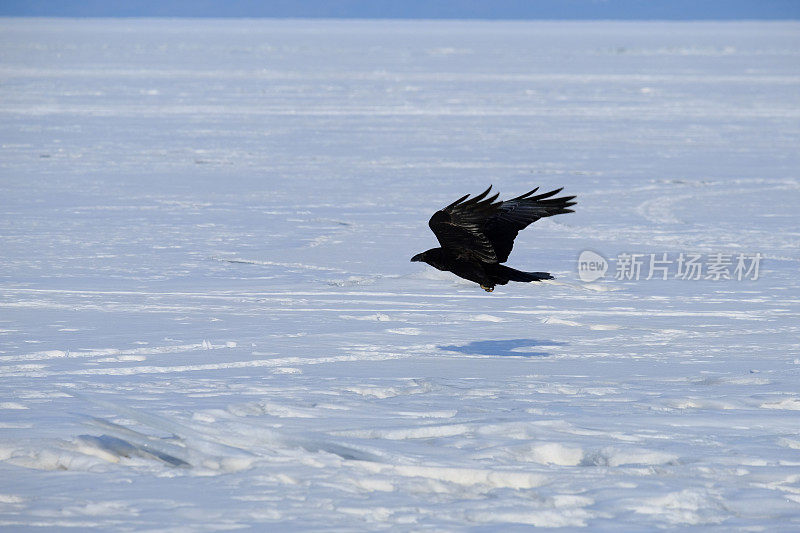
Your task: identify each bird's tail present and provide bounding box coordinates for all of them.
[491,264,554,283]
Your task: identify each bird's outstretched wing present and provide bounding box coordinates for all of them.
[428,186,576,264]
[484,187,576,262]
[428,186,502,263]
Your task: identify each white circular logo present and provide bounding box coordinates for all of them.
[577,250,608,282]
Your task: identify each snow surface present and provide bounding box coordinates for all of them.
[1,18,800,531]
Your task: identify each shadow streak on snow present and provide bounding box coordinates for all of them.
[70,393,386,471]
[438,338,566,358]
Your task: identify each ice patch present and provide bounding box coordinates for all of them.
[327,275,379,287]
[244,401,317,419]
[337,424,471,440]
[386,327,421,335]
[469,314,504,322]
[467,496,594,527]
[630,489,726,525]
[395,410,456,419]
[359,462,547,490]
[340,313,391,321]
[542,316,582,327]
[666,398,736,410]
[273,367,302,374]
[0,402,28,410]
[761,397,800,410]
[344,381,432,399]
[542,316,621,330]
[516,442,584,466]
[96,355,147,363]
[778,438,800,450]
[582,447,679,467]
[3,445,111,472]
[6,342,232,363]
[61,500,137,517]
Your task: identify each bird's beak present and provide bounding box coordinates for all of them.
[410,253,423,262]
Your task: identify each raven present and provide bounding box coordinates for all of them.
[411,186,576,292]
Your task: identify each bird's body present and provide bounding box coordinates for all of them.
[411,186,576,291]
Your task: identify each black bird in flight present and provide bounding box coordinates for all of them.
[411,185,576,292]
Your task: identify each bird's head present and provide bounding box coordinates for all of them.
[411,248,441,265]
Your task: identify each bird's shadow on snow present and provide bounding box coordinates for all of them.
[438,338,566,358]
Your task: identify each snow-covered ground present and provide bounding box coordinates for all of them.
[1,18,799,530]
